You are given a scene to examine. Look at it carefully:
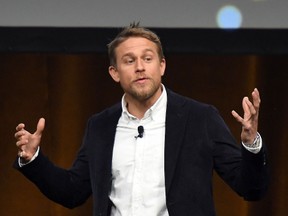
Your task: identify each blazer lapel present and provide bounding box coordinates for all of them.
[89,104,122,214]
[96,104,122,169]
[164,90,188,195]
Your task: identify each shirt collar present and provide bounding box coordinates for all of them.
[121,84,167,122]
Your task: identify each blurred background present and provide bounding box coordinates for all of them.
[1,1,288,215]
[1,53,288,216]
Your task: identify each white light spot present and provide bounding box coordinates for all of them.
[217,5,243,29]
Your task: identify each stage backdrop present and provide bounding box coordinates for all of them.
[0,53,287,215]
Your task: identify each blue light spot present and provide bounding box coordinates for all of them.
[217,5,242,29]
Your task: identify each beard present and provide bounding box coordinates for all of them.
[124,79,162,102]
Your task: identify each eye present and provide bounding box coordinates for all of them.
[124,57,135,64]
[144,56,152,62]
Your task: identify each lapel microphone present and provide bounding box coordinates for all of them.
[135,125,144,139]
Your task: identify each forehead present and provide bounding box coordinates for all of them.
[115,37,157,56]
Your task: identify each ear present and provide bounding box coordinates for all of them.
[109,66,120,82]
[160,58,166,76]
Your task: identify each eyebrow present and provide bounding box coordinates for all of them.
[121,49,155,59]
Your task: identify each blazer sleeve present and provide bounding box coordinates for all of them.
[207,106,269,201]
[13,133,92,209]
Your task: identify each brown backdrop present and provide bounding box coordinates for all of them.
[0,53,287,215]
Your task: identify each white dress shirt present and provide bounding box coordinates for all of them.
[109,86,169,216]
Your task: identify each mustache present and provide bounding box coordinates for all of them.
[133,76,149,82]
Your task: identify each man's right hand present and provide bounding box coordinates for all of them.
[15,118,45,162]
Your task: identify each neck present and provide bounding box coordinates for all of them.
[125,87,162,119]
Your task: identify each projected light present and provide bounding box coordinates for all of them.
[217,5,243,28]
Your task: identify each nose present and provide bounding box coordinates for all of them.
[135,59,145,72]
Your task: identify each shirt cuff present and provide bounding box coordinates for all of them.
[242,132,262,154]
[18,147,40,167]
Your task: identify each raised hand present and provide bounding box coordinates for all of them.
[231,88,260,145]
[15,118,45,162]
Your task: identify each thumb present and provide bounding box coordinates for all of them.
[35,118,45,136]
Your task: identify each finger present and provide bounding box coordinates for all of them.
[35,118,45,136]
[18,150,27,159]
[251,88,261,109]
[16,123,25,131]
[14,130,26,139]
[242,97,251,115]
[18,150,24,158]
[243,97,256,116]
[16,139,28,148]
[231,110,243,123]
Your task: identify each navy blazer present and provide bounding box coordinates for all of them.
[15,89,268,216]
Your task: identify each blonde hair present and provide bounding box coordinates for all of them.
[107,22,164,67]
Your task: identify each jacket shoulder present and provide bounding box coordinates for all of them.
[83,103,122,133]
[89,103,122,122]
[166,88,213,111]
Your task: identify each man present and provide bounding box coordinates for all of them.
[14,23,268,216]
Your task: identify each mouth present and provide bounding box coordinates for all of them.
[134,77,148,84]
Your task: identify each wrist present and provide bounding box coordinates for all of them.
[242,132,262,154]
[19,146,40,167]
[243,133,260,146]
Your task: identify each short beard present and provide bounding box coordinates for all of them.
[126,81,161,102]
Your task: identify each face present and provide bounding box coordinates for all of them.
[109,37,166,103]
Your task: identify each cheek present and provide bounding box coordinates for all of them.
[118,67,134,80]
[117,73,132,86]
